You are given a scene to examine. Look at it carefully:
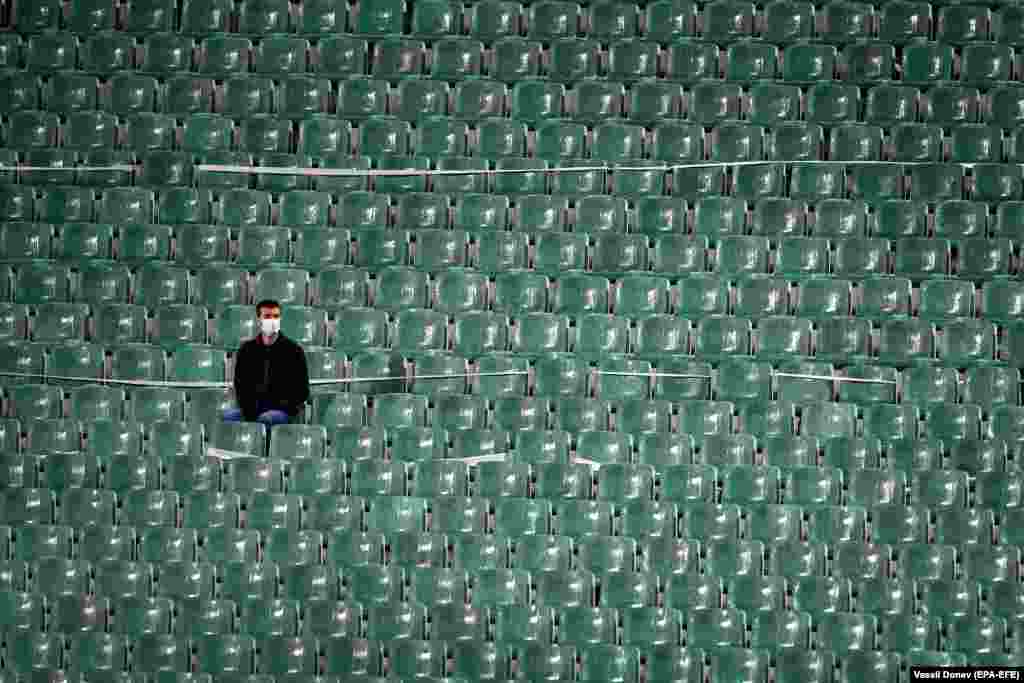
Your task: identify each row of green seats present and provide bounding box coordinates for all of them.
[3,504,1024,559]
[8,110,1024,169]
[6,413,1024,473]
[4,500,1024,558]
[3,234,1023,287]
[13,591,1024,642]
[0,262,305,304]
[0,155,1019,205]
[11,68,1024,131]
[6,38,1024,96]
[1,592,1023,652]
[13,0,1024,46]
[0,340,1020,399]
[9,39,1024,96]
[5,414,1024,474]
[0,248,1021,310]
[0,161,1014,208]
[2,510,1022,572]
[1,443,1021,501]
[11,190,1024,240]
[12,0,1024,55]
[14,66,1024,127]
[0,634,994,680]
[4,524,1024,591]
[309,389,1024,428]
[10,270,1024,340]
[0,640,997,683]
[12,77,1024,139]
[4,462,1024,521]
[4,545,1024,617]
[10,410,1024,462]
[0,451,1004,502]
[7,390,1024,446]
[6,298,1024,360]
[0,346,1017,404]
[7,303,1024,360]
[2,262,1022,312]
[11,312,1002,366]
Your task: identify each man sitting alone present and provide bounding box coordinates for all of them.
[223,299,310,426]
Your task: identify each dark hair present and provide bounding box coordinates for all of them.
[256,299,281,316]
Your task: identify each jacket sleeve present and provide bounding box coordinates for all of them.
[289,345,311,415]
[233,343,258,421]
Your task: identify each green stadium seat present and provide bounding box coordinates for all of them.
[66,383,124,424]
[118,489,177,528]
[304,36,363,78]
[465,232,520,276]
[365,601,429,641]
[14,262,70,305]
[470,0,522,39]
[112,226,171,268]
[957,238,1012,279]
[912,470,968,508]
[916,279,973,322]
[618,607,682,647]
[58,487,116,528]
[180,0,232,34]
[320,636,379,676]
[371,39,425,81]
[963,366,1019,411]
[643,0,695,39]
[288,233,347,278]
[806,82,860,126]
[198,36,251,78]
[878,0,931,41]
[236,225,292,268]
[73,263,129,307]
[181,491,238,529]
[149,304,206,349]
[934,507,992,545]
[949,124,1001,163]
[413,235,473,282]
[188,267,245,315]
[945,616,1006,656]
[123,113,174,154]
[995,4,1024,46]
[309,268,367,314]
[30,302,86,343]
[160,75,216,117]
[245,492,301,531]
[216,189,270,228]
[449,533,506,573]
[239,0,290,33]
[972,163,1021,202]
[61,112,115,156]
[864,85,919,127]
[180,114,231,155]
[6,111,59,153]
[844,42,895,83]
[191,634,255,674]
[0,73,39,117]
[138,150,193,189]
[301,600,361,638]
[776,648,834,683]
[219,563,278,603]
[917,579,980,620]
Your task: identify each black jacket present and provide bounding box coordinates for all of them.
[233,334,310,421]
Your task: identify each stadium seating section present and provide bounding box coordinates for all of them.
[1,0,1024,678]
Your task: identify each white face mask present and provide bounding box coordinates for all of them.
[260,318,281,336]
